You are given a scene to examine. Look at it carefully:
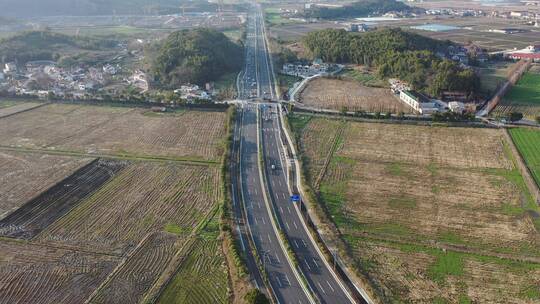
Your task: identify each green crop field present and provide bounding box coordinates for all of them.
[157,213,229,304]
[505,72,540,105]
[494,71,540,119]
[509,128,540,188]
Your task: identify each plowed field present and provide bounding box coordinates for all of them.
[0,104,227,161]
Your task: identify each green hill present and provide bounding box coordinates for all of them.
[0,31,116,64]
[153,28,243,88]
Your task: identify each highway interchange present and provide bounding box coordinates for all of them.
[231,4,361,304]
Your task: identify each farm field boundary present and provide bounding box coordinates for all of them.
[0,146,220,166]
[0,102,48,119]
[0,97,230,112]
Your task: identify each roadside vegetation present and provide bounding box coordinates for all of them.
[290,114,540,303]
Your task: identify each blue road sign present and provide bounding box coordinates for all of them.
[290,195,300,203]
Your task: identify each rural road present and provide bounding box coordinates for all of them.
[231,4,359,303]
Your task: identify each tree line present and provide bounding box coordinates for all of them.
[0,31,118,64]
[301,0,411,19]
[303,28,480,97]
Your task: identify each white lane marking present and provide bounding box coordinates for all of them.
[282,193,287,200]
[276,276,282,288]
[317,282,327,295]
[294,239,299,248]
[262,217,266,225]
[312,258,320,268]
[254,189,258,195]
[293,221,298,229]
[305,259,312,270]
[254,217,258,224]
[258,202,261,209]
[279,206,284,213]
[267,234,272,243]
[326,280,335,292]
[275,252,281,263]
[302,240,307,248]
[284,274,291,286]
[287,206,291,214]
[285,222,290,229]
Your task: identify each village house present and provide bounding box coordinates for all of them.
[282,59,331,78]
[399,90,447,114]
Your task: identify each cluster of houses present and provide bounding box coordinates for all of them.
[0,60,153,99]
[173,84,211,102]
[282,59,337,78]
[424,8,486,17]
[389,78,471,115]
[0,59,219,103]
[445,44,489,66]
[505,44,540,61]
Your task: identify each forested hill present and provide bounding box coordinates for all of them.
[302,0,412,19]
[152,28,243,88]
[0,0,215,17]
[303,28,451,64]
[303,28,480,97]
[0,31,116,64]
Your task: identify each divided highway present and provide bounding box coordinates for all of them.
[232,4,360,304]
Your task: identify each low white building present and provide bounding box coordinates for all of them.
[399,90,445,114]
[103,64,118,75]
[389,78,411,94]
[3,62,17,74]
[448,101,466,114]
[174,84,211,101]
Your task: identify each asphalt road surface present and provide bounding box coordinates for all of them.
[261,104,354,304]
[233,4,356,304]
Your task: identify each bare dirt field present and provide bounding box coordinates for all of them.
[0,238,120,304]
[297,78,412,114]
[291,115,540,303]
[0,150,93,220]
[37,162,222,255]
[0,104,227,161]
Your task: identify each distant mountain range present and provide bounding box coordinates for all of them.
[0,0,216,18]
